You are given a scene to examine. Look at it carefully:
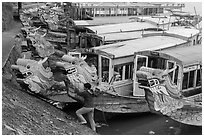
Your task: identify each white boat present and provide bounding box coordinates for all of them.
[73,34,193,113]
[134,44,202,126]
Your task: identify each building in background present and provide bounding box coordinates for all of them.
[77,2,185,17]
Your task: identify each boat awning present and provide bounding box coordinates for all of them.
[159,44,202,66]
[87,22,156,35]
[99,30,163,42]
[165,26,200,38]
[92,35,187,59]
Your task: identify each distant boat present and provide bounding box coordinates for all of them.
[134,44,202,126]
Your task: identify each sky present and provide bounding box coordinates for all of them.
[182,2,202,15]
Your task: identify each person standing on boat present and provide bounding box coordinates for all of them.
[75,83,96,132]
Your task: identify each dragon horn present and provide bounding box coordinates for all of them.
[55,62,65,67]
[16,78,25,83]
[38,57,48,64]
[11,65,19,70]
[41,57,48,64]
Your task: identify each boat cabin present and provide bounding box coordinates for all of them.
[73,35,189,97]
[164,26,201,46]
[134,44,202,97]
[87,21,161,44]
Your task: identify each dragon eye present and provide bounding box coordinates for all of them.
[27,65,30,69]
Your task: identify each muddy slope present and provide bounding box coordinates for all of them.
[2,36,97,135]
[2,38,97,135]
[2,3,97,135]
[2,77,97,135]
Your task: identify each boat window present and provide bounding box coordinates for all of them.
[136,56,147,71]
[114,63,133,81]
[182,72,188,90]
[189,70,195,88]
[125,64,133,80]
[114,65,123,81]
[101,56,110,82]
[196,69,202,87]
[167,61,175,83]
[147,57,166,69]
[182,69,197,90]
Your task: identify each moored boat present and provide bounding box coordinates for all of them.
[70,34,193,113]
[134,44,202,126]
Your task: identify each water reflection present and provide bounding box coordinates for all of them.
[97,112,202,135]
[63,103,201,135]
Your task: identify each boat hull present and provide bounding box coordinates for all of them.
[144,89,202,126]
[93,92,149,113]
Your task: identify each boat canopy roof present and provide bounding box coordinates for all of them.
[99,30,162,42]
[139,16,177,25]
[165,26,200,38]
[160,44,202,66]
[92,35,187,58]
[99,26,200,42]
[87,22,156,35]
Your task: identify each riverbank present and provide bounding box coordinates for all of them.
[2,15,97,135]
[2,77,97,135]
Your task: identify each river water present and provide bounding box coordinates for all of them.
[63,103,202,135]
[96,112,202,135]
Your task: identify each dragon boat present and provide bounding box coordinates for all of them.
[11,26,100,106]
[66,32,197,113]
[134,44,202,126]
[11,3,201,115]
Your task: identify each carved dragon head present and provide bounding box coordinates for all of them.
[55,55,99,91]
[11,57,54,93]
[136,66,182,99]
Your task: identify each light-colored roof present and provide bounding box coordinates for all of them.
[86,16,133,26]
[87,22,156,34]
[100,31,162,42]
[93,35,187,58]
[165,26,200,38]
[160,44,202,66]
